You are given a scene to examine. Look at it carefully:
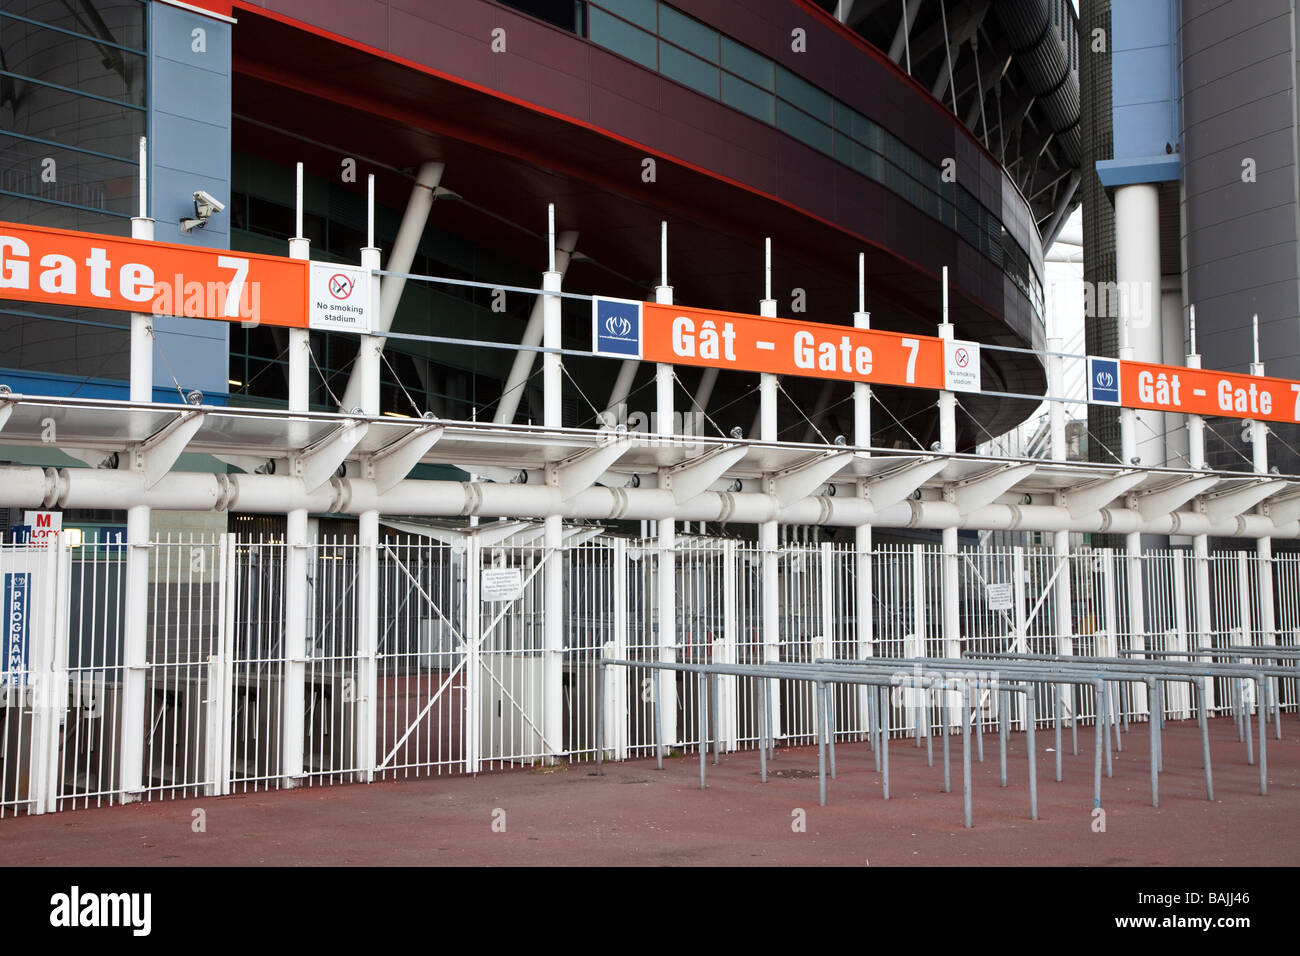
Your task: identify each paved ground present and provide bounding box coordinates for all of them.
[4,716,1298,866]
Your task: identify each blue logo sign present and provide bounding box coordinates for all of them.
[1088,357,1121,405]
[2,572,30,687]
[592,298,642,358]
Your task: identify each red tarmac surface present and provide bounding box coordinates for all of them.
[3,716,1298,866]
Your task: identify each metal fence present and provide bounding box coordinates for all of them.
[2,530,1298,818]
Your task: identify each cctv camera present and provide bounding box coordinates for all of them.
[193,190,225,216]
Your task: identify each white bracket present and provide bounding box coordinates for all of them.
[1266,489,1300,526]
[766,450,853,506]
[942,462,1036,515]
[662,444,748,504]
[363,422,444,493]
[1130,475,1220,521]
[213,453,273,475]
[0,400,12,433]
[128,410,206,489]
[1062,470,1146,518]
[289,420,367,492]
[546,432,632,500]
[473,520,536,547]
[1197,478,1285,525]
[863,456,949,511]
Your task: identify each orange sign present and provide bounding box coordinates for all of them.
[0,221,307,327]
[640,302,946,390]
[1121,360,1300,425]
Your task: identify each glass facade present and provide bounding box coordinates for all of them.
[0,0,147,392]
[227,153,590,423]
[575,0,1045,319]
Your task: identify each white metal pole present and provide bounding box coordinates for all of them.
[339,163,444,412]
[121,135,156,803]
[283,162,311,788]
[1186,318,1214,709]
[1249,322,1277,649]
[853,254,874,737]
[464,532,482,772]
[1118,338,1148,714]
[938,283,959,668]
[759,239,781,744]
[355,175,383,415]
[542,206,565,761]
[1047,337,1074,672]
[354,174,382,781]
[721,538,739,751]
[654,222,678,747]
[499,230,580,424]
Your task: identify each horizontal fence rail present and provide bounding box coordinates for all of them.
[1,531,1297,817]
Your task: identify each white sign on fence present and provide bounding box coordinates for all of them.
[986,582,1013,611]
[481,567,524,602]
[23,510,61,550]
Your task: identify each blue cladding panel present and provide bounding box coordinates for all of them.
[1108,0,1181,178]
[148,2,233,401]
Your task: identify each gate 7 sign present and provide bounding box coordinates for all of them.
[592,297,642,358]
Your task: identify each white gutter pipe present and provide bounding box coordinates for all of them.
[12,466,1294,539]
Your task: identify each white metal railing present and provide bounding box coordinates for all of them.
[1,530,1297,818]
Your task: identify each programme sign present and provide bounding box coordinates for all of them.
[2,572,30,687]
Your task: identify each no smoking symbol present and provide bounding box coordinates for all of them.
[955,348,970,368]
[328,273,354,299]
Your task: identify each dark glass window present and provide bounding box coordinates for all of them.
[658,5,716,62]
[593,0,656,32]
[720,37,772,90]
[588,7,656,69]
[659,40,717,97]
[499,0,587,35]
[776,99,832,155]
[721,72,773,123]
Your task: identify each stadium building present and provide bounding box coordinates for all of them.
[8,1,1296,817]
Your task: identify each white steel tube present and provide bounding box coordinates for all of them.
[759,292,780,742]
[542,218,566,760]
[118,505,150,802]
[283,180,312,788]
[357,509,379,781]
[544,514,564,761]
[1251,352,1277,647]
[1047,336,1074,664]
[340,162,444,412]
[121,143,155,803]
[854,289,874,735]
[939,310,960,667]
[498,230,579,424]
[655,276,677,746]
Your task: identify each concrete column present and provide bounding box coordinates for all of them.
[1115,184,1164,468]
